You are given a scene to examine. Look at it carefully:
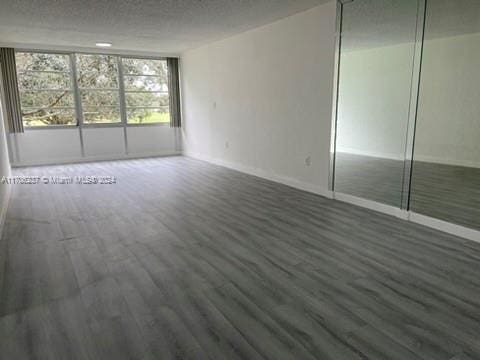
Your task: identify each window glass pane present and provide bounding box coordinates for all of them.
[20,91,74,108]
[122,58,167,77]
[123,76,167,91]
[18,72,71,90]
[127,108,170,124]
[76,54,121,124]
[121,57,170,125]
[83,108,121,124]
[81,90,119,108]
[76,54,119,88]
[125,93,168,107]
[15,52,75,127]
[22,109,76,127]
[16,52,70,73]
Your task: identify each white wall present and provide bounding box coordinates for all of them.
[415,32,480,168]
[0,93,12,231]
[337,32,480,168]
[181,2,337,195]
[83,127,125,159]
[337,43,415,160]
[127,126,180,157]
[9,126,180,166]
[10,128,82,164]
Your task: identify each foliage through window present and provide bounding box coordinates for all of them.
[15,52,171,127]
[76,54,121,124]
[122,58,170,124]
[16,52,76,126]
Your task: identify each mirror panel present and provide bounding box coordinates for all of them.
[334,0,420,207]
[410,0,480,230]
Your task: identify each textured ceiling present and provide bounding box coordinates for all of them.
[0,0,331,54]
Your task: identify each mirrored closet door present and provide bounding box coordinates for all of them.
[334,0,421,208]
[410,0,480,230]
[332,0,480,232]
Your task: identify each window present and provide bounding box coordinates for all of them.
[76,54,121,124]
[14,51,173,128]
[16,52,76,126]
[122,58,170,124]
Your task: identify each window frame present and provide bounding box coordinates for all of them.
[15,49,172,130]
[16,51,77,128]
[121,57,170,126]
[75,53,123,126]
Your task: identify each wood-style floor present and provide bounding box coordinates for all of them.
[1,156,480,360]
[335,152,480,230]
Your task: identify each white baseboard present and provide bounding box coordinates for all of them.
[408,212,480,244]
[330,192,480,243]
[7,149,480,244]
[413,155,480,169]
[186,152,480,243]
[333,192,408,220]
[337,149,480,169]
[0,182,12,241]
[336,148,404,161]
[11,151,182,168]
[186,152,333,199]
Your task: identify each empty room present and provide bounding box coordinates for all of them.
[0,0,479,359]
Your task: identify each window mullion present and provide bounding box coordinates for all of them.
[117,57,128,127]
[70,53,85,157]
[117,56,129,155]
[15,51,168,127]
[70,54,83,128]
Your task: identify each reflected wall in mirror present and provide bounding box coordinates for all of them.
[334,0,420,207]
[410,0,480,230]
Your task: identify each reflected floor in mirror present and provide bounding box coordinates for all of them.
[334,153,405,207]
[1,156,480,360]
[411,161,480,230]
[335,153,480,230]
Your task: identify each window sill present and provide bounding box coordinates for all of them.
[24,122,171,130]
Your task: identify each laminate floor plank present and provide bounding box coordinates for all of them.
[0,156,479,359]
[335,153,480,230]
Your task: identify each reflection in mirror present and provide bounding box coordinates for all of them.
[334,0,420,207]
[410,0,480,230]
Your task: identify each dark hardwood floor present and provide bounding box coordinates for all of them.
[1,156,480,360]
[335,152,480,230]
